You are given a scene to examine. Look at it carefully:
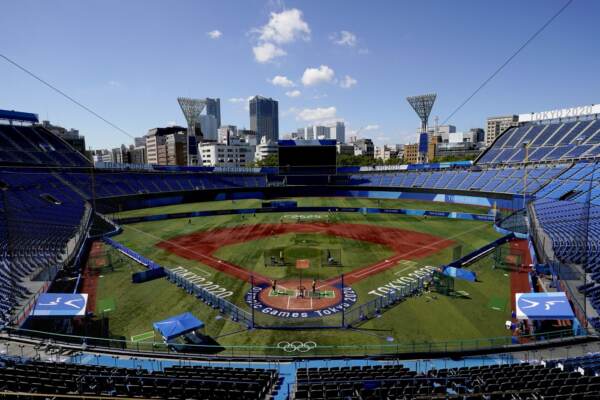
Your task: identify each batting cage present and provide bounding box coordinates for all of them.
[493,242,528,271]
[263,247,343,268]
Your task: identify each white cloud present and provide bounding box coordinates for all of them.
[285,90,301,98]
[166,120,178,126]
[228,97,247,103]
[358,48,370,55]
[207,30,222,39]
[301,65,335,86]
[270,75,295,87]
[340,75,357,89]
[297,106,337,122]
[364,124,380,131]
[330,30,357,47]
[107,80,121,87]
[253,42,286,63]
[256,8,310,44]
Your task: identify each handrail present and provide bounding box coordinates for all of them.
[2,326,589,359]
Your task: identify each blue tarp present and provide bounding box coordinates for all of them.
[515,292,575,320]
[442,266,477,282]
[153,312,204,340]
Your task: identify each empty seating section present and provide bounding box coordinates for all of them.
[478,119,600,165]
[535,161,600,204]
[0,124,89,167]
[532,198,600,327]
[345,164,568,195]
[0,359,278,399]
[62,172,267,199]
[0,169,88,323]
[294,359,600,399]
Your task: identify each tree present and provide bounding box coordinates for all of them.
[253,154,278,167]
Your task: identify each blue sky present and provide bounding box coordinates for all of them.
[1,0,599,149]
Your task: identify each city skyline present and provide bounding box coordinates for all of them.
[2,0,599,149]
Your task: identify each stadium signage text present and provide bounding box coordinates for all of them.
[519,104,600,122]
[245,286,358,319]
[170,266,233,298]
[368,266,435,297]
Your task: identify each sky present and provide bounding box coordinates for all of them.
[1,0,599,149]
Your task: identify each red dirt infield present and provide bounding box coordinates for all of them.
[156,222,453,286]
[257,279,341,312]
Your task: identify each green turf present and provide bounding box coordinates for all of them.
[213,232,394,280]
[96,199,511,354]
[113,197,491,218]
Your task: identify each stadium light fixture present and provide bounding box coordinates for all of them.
[406,93,437,132]
[177,97,206,138]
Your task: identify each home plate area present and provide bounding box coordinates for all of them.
[258,280,342,312]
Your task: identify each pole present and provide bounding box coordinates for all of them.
[341,274,345,328]
[582,162,595,328]
[250,274,255,328]
[522,142,529,210]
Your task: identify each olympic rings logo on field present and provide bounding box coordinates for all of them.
[276,341,317,353]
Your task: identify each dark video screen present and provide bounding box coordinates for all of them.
[278,145,337,175]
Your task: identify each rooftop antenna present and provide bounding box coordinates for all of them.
[406,93,437,132]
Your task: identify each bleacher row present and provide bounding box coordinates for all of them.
[531,198,600,329]
[0,359,278,399]
[347,164,569,194]
[0,124,89,167]
[62,171,267,199]
[294,355,600,399]
[0,170,89,324]
[478,119,600,165]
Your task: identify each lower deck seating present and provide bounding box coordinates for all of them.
[0,359,278,399]
[294,359,600,399]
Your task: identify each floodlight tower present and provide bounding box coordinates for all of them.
[406,93,437,132]
[406,93,437,163]
[177,97,206,165]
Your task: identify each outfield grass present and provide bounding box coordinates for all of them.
[114,197,491,218]
[99,199,510,354]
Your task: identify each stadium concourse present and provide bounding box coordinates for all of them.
[2,108,600,398]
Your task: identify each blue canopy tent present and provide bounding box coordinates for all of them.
[153,312,205,341]
[442,266,477,282]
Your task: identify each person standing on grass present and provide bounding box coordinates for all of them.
[272,279,277,293]
[312,279,317,297]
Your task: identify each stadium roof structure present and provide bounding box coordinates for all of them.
[153,312,204,341]
[0,109,39,124]
[407,93,437,132]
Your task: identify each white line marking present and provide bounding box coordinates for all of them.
[287,295,291,310]
[394,266,413,275]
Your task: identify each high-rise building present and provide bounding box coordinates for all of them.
[205,98,221,128]
[250,96,279,144]
[199,114,218,141]
[329,121,345,143]
[145,126,187,165]
[353,138,374,157]
[486,115,519,146]
[199,142,254,167]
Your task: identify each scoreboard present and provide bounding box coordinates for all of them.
[278,140,337,175]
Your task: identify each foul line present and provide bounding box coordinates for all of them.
[350,223,494,280]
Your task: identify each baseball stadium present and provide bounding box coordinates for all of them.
[2,1,600,397]
[1,105,600,399]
